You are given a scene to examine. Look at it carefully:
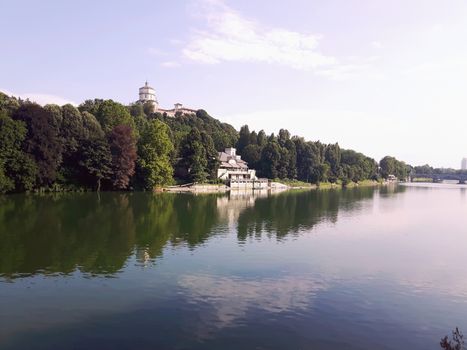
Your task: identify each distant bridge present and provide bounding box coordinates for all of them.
[410,173,467,184]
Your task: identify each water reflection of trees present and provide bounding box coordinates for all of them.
[0,193,137,278]
[130,193,223,258]
[0,193,224,279]
[0,187,397,279]
[237,188,377,241]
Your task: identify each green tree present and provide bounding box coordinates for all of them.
[379,155,408,180]
[180,128,208,183]
[201,131,219,180]
[78,98,104,116]
[136,119,174,189]
[249,130,258,146]
[143,101,156,116]
[325,143,342,182]
[77,111,110,191]
[242,144,261,170]
[236,125,251,153]
[257,130,267,147]
[0,112,37,192]
[379,156,396,179]
[285,139,297,179]
[278,129,291,147]
[61,104,84,153]
[13,103,63,187]
[0,92,20,115]
[294,137,321,183]
[260,140,281,179]
[79,137,112,191]
[58,104,87,185]
[414,164,433,175]
[95,100,135,135]
[341,149,376,182]
[43,104,63,130]
[81,111,105,140]
[128,102,145,118]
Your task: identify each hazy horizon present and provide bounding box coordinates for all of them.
[2,0,467,168]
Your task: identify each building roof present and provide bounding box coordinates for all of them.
[218,151,248,169]
[141,81,155,90]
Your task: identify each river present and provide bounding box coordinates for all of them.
[0,185,466,349]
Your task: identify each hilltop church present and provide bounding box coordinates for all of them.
[138,81,196,117]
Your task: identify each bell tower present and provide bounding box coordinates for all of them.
[138,81,159,110]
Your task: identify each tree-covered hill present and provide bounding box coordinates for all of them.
[0,91,412,193]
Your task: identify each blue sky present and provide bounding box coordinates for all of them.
[1,0,467,168]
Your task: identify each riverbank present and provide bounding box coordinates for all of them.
[165,184,230,193]
[164,179,383,193]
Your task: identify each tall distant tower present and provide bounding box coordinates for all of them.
[462,158,467,170]
[139,81,159,110]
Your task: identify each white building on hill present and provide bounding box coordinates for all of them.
[138,81,196,117]
[462,158,467,170]
[139,81,159,109]
[217,148,268,189]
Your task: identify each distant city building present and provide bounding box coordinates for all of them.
[138,81,196,117]
[462,158,467,170]
[217,148,268,189]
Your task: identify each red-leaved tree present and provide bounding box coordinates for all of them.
[109,124,137,190]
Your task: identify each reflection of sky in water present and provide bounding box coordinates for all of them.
[179,274,327,329]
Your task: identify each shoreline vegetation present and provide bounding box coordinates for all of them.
[164,179,385,193]
[0,91,443,195]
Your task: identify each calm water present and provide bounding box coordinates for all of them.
[1,185,467,349]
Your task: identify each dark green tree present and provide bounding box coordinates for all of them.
[285,139,297,179]
[260,140,281,179]
[237,125,251,153]
[257,130,267,147]
[0,112,37,192]
[78,111,111,191]
[13,103,63,187]
[294,137,321,183]
[278,129,291,147]
[325,143,342,182]
[180,128,208,183]
[414,164,434,175]
[242,144,262,170]
[201,131,219,180]
[79,137,112,191]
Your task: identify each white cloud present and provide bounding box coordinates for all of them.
[21,93,76,106]
[371,41,384,49]
[182,0,371,79]
[161,61,181,68]
[0,89,76,106]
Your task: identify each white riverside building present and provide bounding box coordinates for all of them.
[462,158,467,171]
[217,148,268,189]
[138,81,196,117]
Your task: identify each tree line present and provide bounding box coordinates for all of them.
[235,125,382,184]
[0,91,417,193]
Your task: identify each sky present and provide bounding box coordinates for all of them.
[1,0,467,168]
